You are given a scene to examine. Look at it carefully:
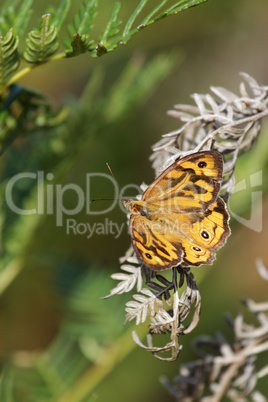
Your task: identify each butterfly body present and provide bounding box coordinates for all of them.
[124,151,230,271]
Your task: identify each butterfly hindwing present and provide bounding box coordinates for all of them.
[129,215,184,270]
[181,240,216,266]
[181,197,230,266]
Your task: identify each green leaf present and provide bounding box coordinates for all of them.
[63,0,97,53]
[65,33,92,58]
[157,0,209,18]
[73,0,97,34]
[0,368,16,401]
[23,14,59,64]
[0,29,19,89]
[0,84,67,170]
[139,0,168,25]
[123,0,148,37]
[120,0,208,42]
[98,2,122,51]
[0,0,19,35]
[46,0,71,31]
[93,0,207,57]
[137,0,206,26]
[104,50,181,122]
[0,0,33,37]
[97,0,207,57]
[12,0,33,37]
[95,44,107,56]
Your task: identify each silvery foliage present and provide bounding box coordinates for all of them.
[105,73,268,363]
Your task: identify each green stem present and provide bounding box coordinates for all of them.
[0,52,66,95]
[56,326,147,402]
[0,260,23,296]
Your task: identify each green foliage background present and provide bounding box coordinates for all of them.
[0,0,268,401]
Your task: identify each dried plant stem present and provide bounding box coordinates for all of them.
[194,109,268,153]
[212,336,267,401]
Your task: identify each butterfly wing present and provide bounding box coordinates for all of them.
[143,151,223,213]
[129,197,230,270]
[127,151,230,270]
[129,215,184,270]
[181,197,230,266]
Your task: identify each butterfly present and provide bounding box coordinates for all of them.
[123,150,230,271]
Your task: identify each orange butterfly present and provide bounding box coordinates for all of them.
[124,151,230,270]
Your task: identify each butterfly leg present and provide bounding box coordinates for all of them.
[142,264,157,282]
[143,268,178,303]
[142,265,165,297]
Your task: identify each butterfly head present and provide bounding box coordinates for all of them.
[123,200,148,216]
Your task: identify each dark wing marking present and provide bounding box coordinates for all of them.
[143,151,223,213]
[181,197,230,266]
[129,215,184,271]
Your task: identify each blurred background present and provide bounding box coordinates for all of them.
[0,0,268,400]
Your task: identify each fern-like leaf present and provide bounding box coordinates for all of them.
[123,0,208,37]
[12,0,33,38]
[0,0,32,37]
[125,288,163,325]
[46,0,71,31]
[103,261,143,298]
[63,0,97,56]
[65,33,92,58]
[104,51,180,121]
[149,308,174,334]
[152,0,208,21]
[23,14,59,64]
[98,2,122,53]
[122,0,148,38]
[0,29,19,89]
[71,0,97,35]
[60,0,208,58]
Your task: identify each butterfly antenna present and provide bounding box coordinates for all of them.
[89,198,117,204]
[106,162,115,178]
[106,162,125,197]
[89,163,122,204]
[106,162,120,187]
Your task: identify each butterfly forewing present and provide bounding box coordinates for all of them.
[143,151,223,213]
